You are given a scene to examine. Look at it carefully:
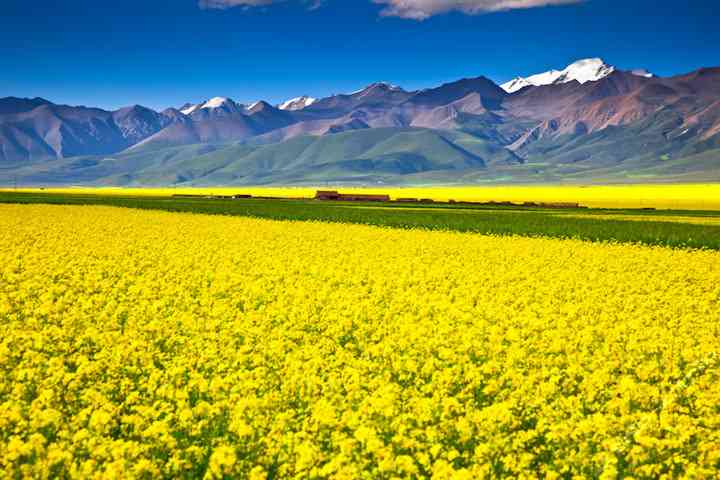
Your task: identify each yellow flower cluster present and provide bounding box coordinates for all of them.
[5,183,720,210]
[1,204,719,479]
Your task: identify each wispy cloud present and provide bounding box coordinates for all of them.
[199,0,583,18]
[199,0,322,10]
[371,0,584,19]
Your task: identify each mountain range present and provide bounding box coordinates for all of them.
[2,58,719,186]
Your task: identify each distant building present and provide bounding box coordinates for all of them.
[314,190,390,202]
[315,190,341,200]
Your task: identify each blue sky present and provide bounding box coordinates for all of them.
[1,0,717,110]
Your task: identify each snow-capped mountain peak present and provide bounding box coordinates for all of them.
[278,96,317,111]
[501,68,563,94]
[501,58,656,93]
[180,97,238,115]
[554,58,615,84]
[500,77,533,94]
[204,96,232,108]
[501,58,615,93]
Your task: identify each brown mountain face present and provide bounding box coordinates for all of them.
[685,100,720,140]
[0,97,53,115]
[0,104,128,162]
[408,92,496,129]
[405,77,507,109]
[0,123,57,163]
[129,100,303,152]
[501,69,720,145]
[305,83,414,116]
[130,116,260,152]
[1,66,718,182]
[0,101,181,163]
[504,71,652,121]
[112,105,173,145]
[246,101,296,132]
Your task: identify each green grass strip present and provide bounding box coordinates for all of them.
[2,192,720,250]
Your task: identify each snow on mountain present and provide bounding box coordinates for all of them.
[278,96,317,111]
[499,77,533,94]
[501,58,658,93]
[204,97,232,108]
[556,58,615,84]
[180,97,239,115]
[631,69,655,78]
[180,104,200,115]
[501,70,564,94]
[502,58,618,93]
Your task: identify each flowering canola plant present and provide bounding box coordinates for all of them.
[1,204,719,479]
[4,183,720,210]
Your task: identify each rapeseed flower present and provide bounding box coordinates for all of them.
[1,204,719,478]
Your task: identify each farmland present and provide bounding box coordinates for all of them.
[5,0,720,478]
[5,183,720,209]
[2,187,720,249]
[2,184,720,478]
[1,204,719,478]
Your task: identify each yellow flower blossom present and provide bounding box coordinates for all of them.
[0,204,718,478]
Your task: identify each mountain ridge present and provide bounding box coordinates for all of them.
[1,60,719,185]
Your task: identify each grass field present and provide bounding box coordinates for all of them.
[2,204,719,478]
[2,190,720,250]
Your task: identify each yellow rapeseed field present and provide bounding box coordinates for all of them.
[1,204,719,479]
[4,183,720,210]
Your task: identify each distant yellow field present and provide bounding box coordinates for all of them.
[4,184,720,210]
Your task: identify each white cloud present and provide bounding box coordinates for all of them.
[199,0,283,9]
[372,0,584,20]
[199,0,322,9]
[199,0,583,18]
